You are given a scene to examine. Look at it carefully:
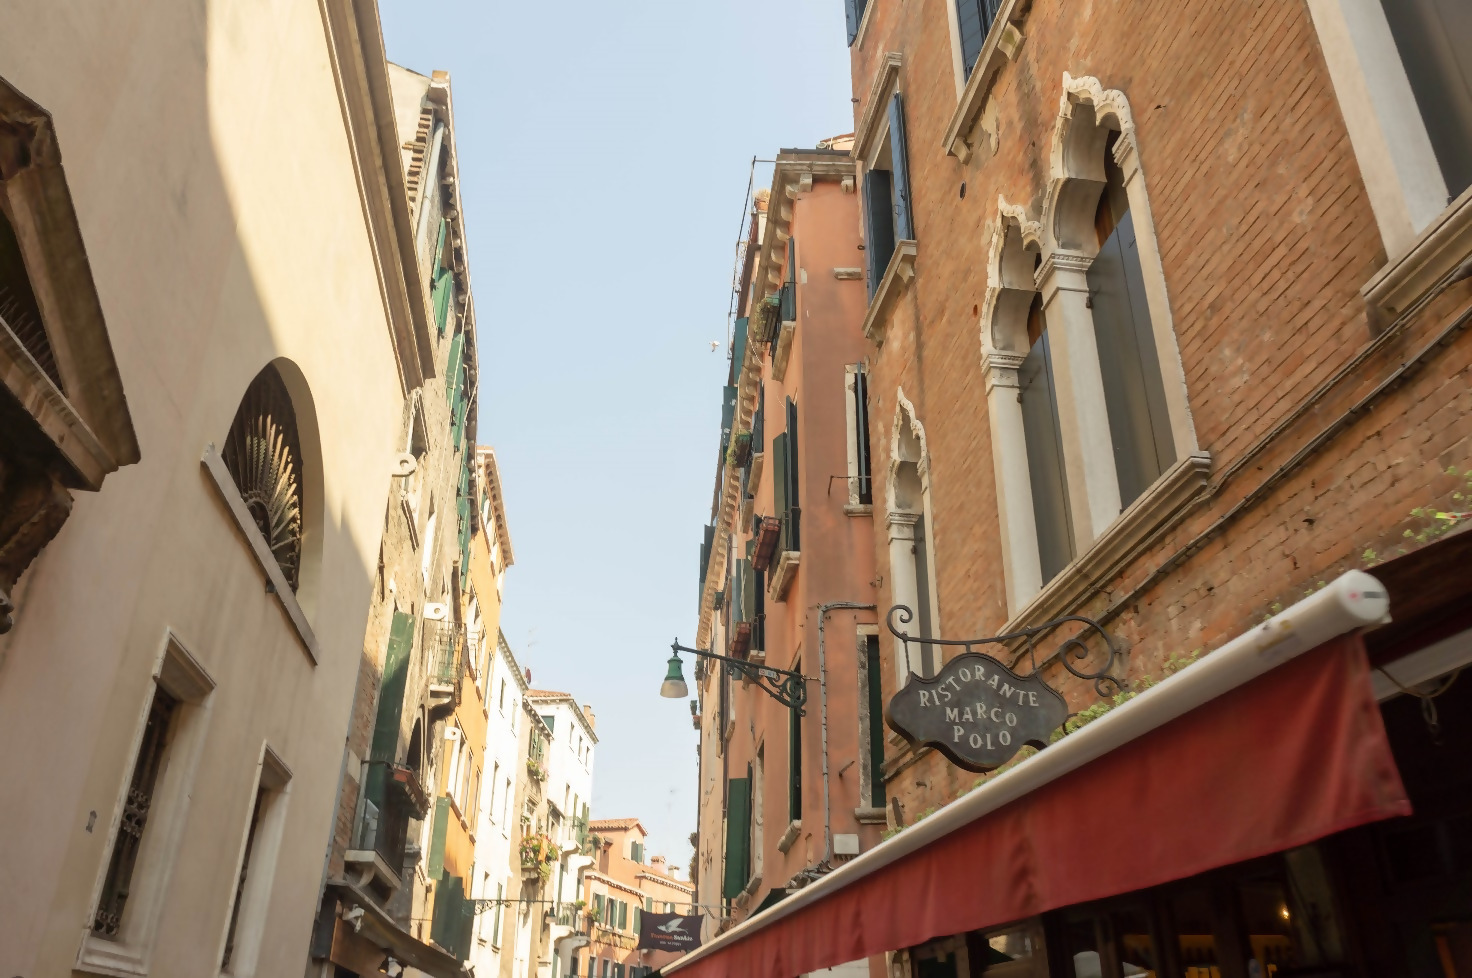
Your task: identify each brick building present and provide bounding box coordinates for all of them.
[668,1,1472,977]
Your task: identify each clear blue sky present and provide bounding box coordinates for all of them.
[379,0,854,871]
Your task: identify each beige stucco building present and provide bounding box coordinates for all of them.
[0,2,450,976]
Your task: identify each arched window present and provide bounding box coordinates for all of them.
[223,364,304,591]
[886,392,940,681]
[1086,131,1176,506]
[980,76,1204,616]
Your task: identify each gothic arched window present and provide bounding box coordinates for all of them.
[223,364,304,591]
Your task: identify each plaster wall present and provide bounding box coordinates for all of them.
[0,2,411,975]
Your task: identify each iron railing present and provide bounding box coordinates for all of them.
[424,617,470,685]
[353,781,411,874]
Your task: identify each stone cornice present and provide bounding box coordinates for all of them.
[941,0,1032,163]
[1363,183,1472,319]
[861,240,918,345]
[853,53,904,164]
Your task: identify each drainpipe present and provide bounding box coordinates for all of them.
[814,601,876,872]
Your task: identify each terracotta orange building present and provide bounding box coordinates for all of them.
[575,819,695,978]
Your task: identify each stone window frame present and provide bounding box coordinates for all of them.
[1305,0,1472,319]
[215,744,292,978]
[77,631,215,978]
[979,75,1210,623]
[885,389,942,685]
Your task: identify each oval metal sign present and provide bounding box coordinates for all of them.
[885,651,1068,772]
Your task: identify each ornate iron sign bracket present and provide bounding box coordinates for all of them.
[670,641,810,715]
[886,605,1124,697]
[883,605,1125,772]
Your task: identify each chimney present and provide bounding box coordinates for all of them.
[651,855,666,873]
[583,704,596,730]
[525,667,532,683]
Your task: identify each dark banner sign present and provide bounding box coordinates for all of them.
[886,651,1067,772]
[637,912,703,953]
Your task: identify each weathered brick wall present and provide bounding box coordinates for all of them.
[853,0,1472,824]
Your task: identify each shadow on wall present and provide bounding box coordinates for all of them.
[0,2,391,975]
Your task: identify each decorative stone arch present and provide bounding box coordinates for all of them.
[221,357,324,618]
[1043,72,1198,464]
[979,201,1048,612]
[885,389,941,681]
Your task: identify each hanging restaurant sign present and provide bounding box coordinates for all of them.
[883,605,1122,772]
[637,912,704,953]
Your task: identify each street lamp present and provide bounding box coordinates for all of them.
[658,639,810,715]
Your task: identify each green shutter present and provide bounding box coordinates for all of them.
[435,218,449,271]
[645,897,654,912]
[867,638,887,808]
[427,797,450,878]
[722,777,751,898]
[632,906,640,935]
[433,269,454,336]
[593,894,605,922]
[446,332,464,405]
[740,560,756,623]
[772,432,789,550]
[430,872,453,948]
[619,900,628,930]
[731,317,750,377]
[789,703,803,821]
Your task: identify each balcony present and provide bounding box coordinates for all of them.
[423,617,469,715]
[346,773,415,891]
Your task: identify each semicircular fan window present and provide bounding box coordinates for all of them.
[223,366,303,591]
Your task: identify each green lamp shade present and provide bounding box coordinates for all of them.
[660,653,689,699]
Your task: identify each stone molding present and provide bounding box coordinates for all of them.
[1363,184,1472,320]
[1002,451,1213,638]
[941,0,1033,163]
[768,550,800,604]
[776,820,802,854]
[771,321,797,381]
[861,240,917,346]
[202,444,319,663]
[854,53,904,165]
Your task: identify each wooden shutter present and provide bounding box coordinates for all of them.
[722,777,751,898]
[771,432,788,552]
[887,93,915,241]
[731,316,749,380]
[740,559,756,623]
[430,872,453,948]
[854,366,873,504]
[428,797,451,878]
[789,701,803,821]
[785,399,800,553]
[593,893,605,922]
[844,0,860,44]
[371,612,416,764]
[861,169,895,299]
[1019,327,1077,582]
[434,217,449,271]
[955,0,988,79]
[433,269,453,335]
[1087,209,1175,508]
[446,332,464,405]
[865,635,886,808]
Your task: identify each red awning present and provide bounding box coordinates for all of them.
[671,628,1409,978]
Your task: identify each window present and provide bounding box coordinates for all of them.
[980,78,1201,616]
[1380,0,1472,199]
[220,750,291,975]
[1018,295,1076,583]
[82,638,214,975]
[953,0,1005,81]
[499,679,506,713]
[788,699,803,822]
[772,399,801,554]
[843,0,870,44]
[859,633,887,810]
[94,688,179,938]
[846,365,874,506]
[490,762,500,821]
[861,93,915,299]
[222,364,306,591]
[886,394,940,679]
